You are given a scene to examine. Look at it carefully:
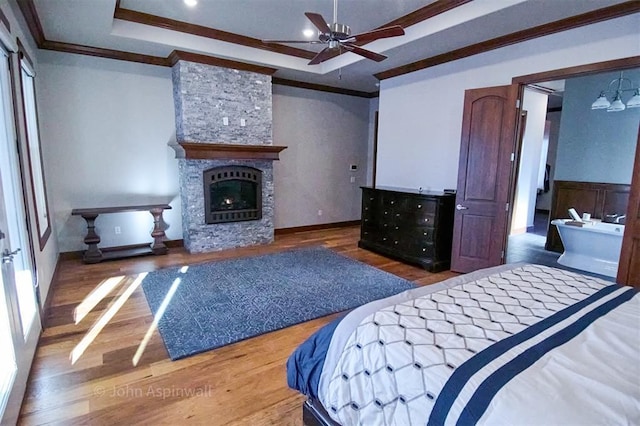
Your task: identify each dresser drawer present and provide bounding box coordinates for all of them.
[403,240,435,257]
[411,226,435,242]
[404,198,437,214]
[361,226,393,246]
[409,211,436,226]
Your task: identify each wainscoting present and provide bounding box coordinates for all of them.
[546,180,630,252]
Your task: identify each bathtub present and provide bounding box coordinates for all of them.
[551,219,624,277]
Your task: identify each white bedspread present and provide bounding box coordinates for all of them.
[318,264,640,425]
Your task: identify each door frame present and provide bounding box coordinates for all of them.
[508,55,640,287]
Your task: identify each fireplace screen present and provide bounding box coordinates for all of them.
[204,166,262,224]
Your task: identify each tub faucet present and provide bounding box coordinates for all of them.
[615,215,626,224]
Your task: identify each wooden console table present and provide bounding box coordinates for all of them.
[71,204,172,264]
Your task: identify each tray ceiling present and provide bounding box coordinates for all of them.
[23,0,637,93]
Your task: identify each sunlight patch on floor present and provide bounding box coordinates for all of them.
[70,272,148,365]
[74,275,126,324]
[133,277,181,366]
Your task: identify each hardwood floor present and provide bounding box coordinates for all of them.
[18,226,457,425]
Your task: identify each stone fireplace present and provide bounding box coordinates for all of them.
[170,56,285,253]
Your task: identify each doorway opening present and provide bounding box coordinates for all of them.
[506,67,639,279]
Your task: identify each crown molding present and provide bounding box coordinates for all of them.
[513,56,640,84]
[40,40,170,66]
[15,0,45,46]
[169,50,277,75]
[0,7,10,33]
[113,6,316,61]
[272,77,378,98]
[375,1,640,80]
[379,0,473,30]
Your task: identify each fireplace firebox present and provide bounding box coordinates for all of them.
[204,166,262,224]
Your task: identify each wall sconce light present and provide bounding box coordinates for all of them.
[591,71,640,112]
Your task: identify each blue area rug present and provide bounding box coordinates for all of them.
[141,246,415,360]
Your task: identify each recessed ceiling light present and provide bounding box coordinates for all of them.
[303,29,315,38]
[184,0,198,7]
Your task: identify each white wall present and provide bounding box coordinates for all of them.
[536,110,561,211]
[376,14,640,192]
[511,89,548,233]
[2,0,58,301]
[36,52,180,253]
[367,97,379,186]
[272,85,370,228]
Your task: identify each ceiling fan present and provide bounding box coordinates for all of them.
[263,0,405,65]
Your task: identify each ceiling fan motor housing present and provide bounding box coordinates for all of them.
[328,23,351,40]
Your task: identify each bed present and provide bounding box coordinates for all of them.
[287,264,640,425]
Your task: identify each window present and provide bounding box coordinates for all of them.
[19,52,51,249]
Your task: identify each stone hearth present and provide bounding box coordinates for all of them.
[171,60,285,253]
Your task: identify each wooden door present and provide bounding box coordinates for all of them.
[451,85,520,273]
[617,128,640,288]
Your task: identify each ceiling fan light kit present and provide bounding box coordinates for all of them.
[262,0,405,65]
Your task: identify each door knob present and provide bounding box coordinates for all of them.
[2,248,20,264]
[456,204,468,211]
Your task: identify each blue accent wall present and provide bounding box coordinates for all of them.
[555,69,640,184]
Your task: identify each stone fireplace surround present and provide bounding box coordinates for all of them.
[171,60,286,253]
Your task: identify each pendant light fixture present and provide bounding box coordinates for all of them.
[591,71,640,112]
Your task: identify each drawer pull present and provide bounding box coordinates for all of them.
[394,241,398,245]
[383,237,387,241]
[396,213,400,217]
[423,232,427,236]
[395,226,399,230]
[422,248,427,252]
[424,218,430,223]
[384,211,388,214]
[370,197,374,201]
[391,201,395,205]
[365,207,368,210]
[417,204,422,208]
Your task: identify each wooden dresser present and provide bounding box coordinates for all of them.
[359,186,456,272]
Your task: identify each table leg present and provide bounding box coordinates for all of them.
[81,213,103,263]
[149,208,168,255]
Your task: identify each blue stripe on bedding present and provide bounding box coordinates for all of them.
[456,287,635,425]
[428,284,626,426]
[287,314,346,398]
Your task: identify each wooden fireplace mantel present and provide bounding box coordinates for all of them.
[171,142,287,160]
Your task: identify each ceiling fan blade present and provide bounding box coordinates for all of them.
[342,44,387,62]
[347,25,405,44]
[305,12,331,34]
[262,40,324,44]
[308,46,335,65]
